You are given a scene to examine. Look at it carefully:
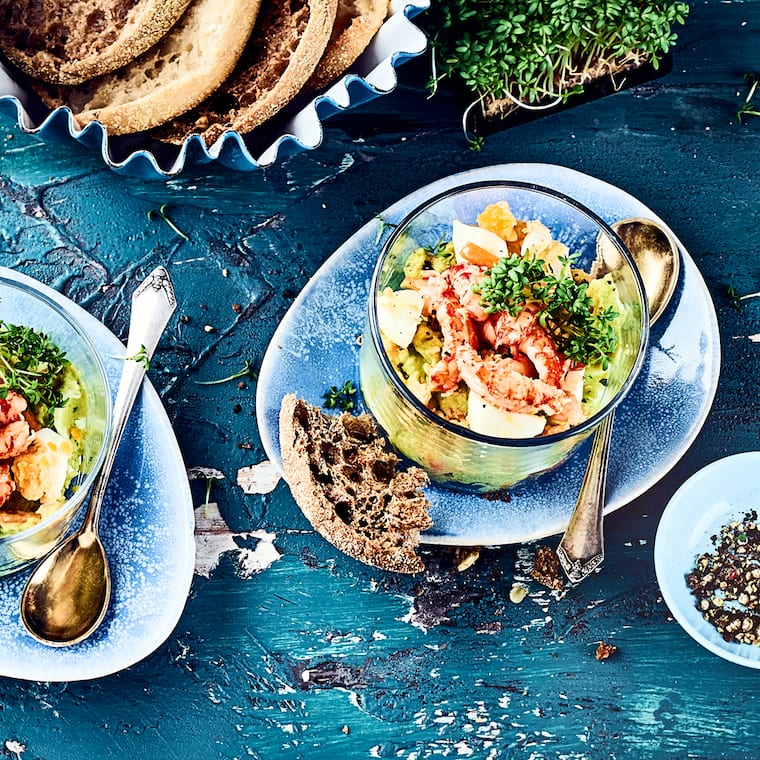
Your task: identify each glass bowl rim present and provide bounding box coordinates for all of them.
[0,274,113,546]
[367,179,650,448]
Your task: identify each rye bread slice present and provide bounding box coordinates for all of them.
[305,0,388,93]
[32,0,262,136]
[279,394,432,574]
[0,0,193,86]
[154,0,338,146]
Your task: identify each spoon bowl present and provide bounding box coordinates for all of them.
[557,217,680,583]
[613,217,680,325]
[21,529,110,646]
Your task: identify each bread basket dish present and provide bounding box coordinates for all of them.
[0,275,111,576]
[360,181,649,492]
[0,0,428,179]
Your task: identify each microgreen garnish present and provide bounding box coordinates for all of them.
[323,380,357,411]
[204,474,217,507]
[727,284,760,311]
[196,359,257,386]
[476,254,619,367]
[0,321,70,425]
[375,215,397,245]
[737,72,760,123]
[423,235,457,267]
[148,203,189,242]
[421,1,689,142]
[727,285,743,310]
[125,344,150,370]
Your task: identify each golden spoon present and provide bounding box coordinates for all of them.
[556,218,680,583]
[20,266,177,646]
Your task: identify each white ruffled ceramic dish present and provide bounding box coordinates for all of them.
[0,268,194,682]
[0,1,428,179]
[256,163,721,546]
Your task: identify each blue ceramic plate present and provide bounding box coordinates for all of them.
[0,1,428,179]
[257,163,721,546]
[0,268,194,682]
[655,452,760,668]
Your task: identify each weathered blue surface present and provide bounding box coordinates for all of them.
[0,0,759,756]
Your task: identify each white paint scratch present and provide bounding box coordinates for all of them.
[237,460,281,494]
[194,502,281,578]
[4,741,25,760]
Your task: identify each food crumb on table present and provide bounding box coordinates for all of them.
[595,641,618,660]
[531,545,565,590]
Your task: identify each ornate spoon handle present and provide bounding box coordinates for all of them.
[84,266,177,533]
[556,412,614,583]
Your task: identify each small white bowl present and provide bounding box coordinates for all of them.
[655,452,760,668]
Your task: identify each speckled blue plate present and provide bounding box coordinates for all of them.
[257,163,721,546]
[0,268,193,682]
[655,452,760,668]
[0,1,428,179]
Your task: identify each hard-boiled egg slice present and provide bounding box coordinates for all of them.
[453,220,508,266]
[467,390,546,438]
[376,287,425,348]
[520,220,553,257]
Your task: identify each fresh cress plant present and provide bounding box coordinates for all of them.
[421,0,689,142]
[0,321,70,424]
[475,253,619,368]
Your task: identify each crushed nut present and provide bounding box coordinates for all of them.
[530,545,564,590]
[509,584,528,604]
[595,641,617,660]
[454,547,481,572]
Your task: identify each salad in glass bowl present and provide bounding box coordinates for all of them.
[360,181,648,492]
[0,275,110,575]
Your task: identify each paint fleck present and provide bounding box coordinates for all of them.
[4,741,25,760]
[237,460,281,494]
[194,502,281,578]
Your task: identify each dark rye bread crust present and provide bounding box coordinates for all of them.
[0,0,193,85]
[279,395,432,574]
[154,0,337,146]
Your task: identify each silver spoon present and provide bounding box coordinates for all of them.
[556,218,680,584]
[20,266,177,646]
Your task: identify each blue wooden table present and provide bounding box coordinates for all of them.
[0,1,758,757]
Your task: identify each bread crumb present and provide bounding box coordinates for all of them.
[595,641,618,660]
[455,547,480,572]
[530,545,564,590]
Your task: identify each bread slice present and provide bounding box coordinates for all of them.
[305,0,388,93]
[33,0,262,136]
[279,394,432,574]
[0,0,193,85]
[154,0,338,146]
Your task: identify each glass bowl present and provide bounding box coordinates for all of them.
[0,276,112,575]
[359,180,649,492]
